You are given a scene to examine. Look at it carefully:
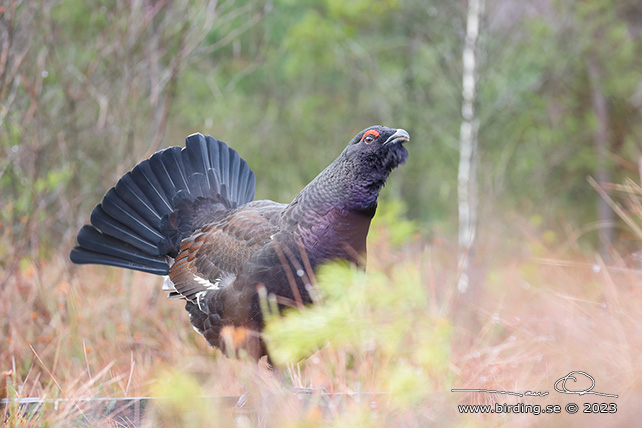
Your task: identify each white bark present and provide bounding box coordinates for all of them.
[457,0,483,293]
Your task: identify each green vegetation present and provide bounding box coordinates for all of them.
[2,0,641,261]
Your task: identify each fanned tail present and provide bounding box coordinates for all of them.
[69,133,256,275]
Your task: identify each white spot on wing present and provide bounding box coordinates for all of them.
[193,274,222,290]
[195,291,207,312]
[189,272,237,311]
[162,276,176,292]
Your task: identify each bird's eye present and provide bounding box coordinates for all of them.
[360,129,380,144]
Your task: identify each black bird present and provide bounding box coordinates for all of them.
[70,126,410,359]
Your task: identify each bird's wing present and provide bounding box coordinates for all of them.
[167,204,281,302]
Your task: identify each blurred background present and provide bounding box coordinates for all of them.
[2,0,640,261]
[1,0,641,426]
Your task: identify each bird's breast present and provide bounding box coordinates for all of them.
[298,207,373,266]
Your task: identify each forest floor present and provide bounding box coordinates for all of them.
[1,225,641,427]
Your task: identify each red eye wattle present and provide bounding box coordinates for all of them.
[360,129,380,143]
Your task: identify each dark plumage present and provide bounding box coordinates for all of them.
[70,126,410,359]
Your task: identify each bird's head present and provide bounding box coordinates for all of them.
[343,125,410,178]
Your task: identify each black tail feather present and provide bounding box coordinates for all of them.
[71,226,169,274]
[88,205,161,255]
[114,175,163,226]
[159,147,189,195]
[70,133,256,275]
[101,188,166,246]
[185,135,210,181]
[130,161,174,215]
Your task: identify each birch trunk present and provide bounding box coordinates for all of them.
[457,0,483,294]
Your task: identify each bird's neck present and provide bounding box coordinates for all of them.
[301,158,385,214]
[283,159,384,266]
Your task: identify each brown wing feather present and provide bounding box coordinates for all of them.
[168,207,278,302]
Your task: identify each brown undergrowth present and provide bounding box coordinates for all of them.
[1,195,641,426]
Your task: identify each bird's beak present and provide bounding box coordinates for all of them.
[384,129,410,145]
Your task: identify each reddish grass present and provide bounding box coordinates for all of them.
[1,214,641,426]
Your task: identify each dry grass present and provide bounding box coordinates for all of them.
[1,197,642,426]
